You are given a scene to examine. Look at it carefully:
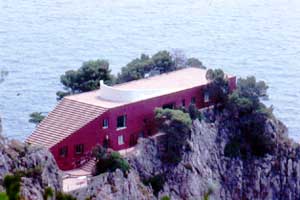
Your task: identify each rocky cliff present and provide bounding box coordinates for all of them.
[0,118,62,199]
[1,113,299,200]
[74,116,300,200]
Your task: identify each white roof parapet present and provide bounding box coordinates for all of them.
[99,80,167,103]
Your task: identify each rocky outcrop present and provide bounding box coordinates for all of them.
[75,117,300,200]
[129,119,300,200]
[0,134,62,199]
[74,170,155,200]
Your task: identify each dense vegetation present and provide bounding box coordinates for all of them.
[205,69,273,158]
[56,59,115,100]
[143,174,165,196]
[92,145,130,176]
[155,108,192,164]
[205,68,230,104]
[116,50,205,83]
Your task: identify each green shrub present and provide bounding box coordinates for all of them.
[56,192,77,200]
[143,174,165,196]
[92,146,130,176]
[188,104,202,121]
[161,195,171,200]
[205,69,229,104]
[224,137,241,158]
[3,174,21,200]
[14,166,42,180]
[0,192,9,200]
[186,57,206,69]
[155,108,192,128]
[29,112,46,125]
[155,108,192,164]
[43,187,54,200]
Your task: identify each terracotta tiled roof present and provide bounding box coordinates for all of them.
[26,98,107,148]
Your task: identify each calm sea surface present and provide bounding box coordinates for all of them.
[0,0,299,141]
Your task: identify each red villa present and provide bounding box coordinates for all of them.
[26,67,236,170]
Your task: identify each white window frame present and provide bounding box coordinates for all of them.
[204,92,210,103]
[103,119,109,129]
[116,115,127,130]
[118,135,124,145]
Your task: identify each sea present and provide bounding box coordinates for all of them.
[0,0,299,141]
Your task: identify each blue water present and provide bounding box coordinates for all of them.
[0,0,299,141]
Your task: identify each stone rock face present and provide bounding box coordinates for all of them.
[74,170,155,200]
[0,131,62,199]
[18,147,62,199]
[77,117,300,200]
[131,119,300,200]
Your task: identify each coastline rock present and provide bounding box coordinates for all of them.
[80,118,298,200]
[0,126,62,199]
[74,169,155,200]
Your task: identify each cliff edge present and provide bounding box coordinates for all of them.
[74,115,299,200]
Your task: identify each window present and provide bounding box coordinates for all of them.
[117,115,126,129]
[118,135,124,145]
[162,103,174,109]
[59,146,68,157]
[103,119,109,129]
[75,144,84,154]
[204,92,210,103]
[182,99,186,107]
[191,97,196,104]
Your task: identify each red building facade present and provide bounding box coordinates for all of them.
[27,68,236,170]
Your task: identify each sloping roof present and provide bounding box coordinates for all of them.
[66,67,212,108]
[26,98,107,148]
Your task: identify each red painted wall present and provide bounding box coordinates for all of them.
[51,77,236,170]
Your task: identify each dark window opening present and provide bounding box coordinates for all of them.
[130,134,136,146]
[191,97,196,104]
[103,118,109,128]
[59,146,68,157]
[75,144,84,155]
[182,99,186,107]
[117,115,126,128]
[204,92,210,103]
[103,136,109,148]
[139,131,145,138]
[162,103,175,109]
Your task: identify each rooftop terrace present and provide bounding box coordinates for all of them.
[66,67,210,108]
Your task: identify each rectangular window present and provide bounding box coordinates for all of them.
[117,115,126,129]
[162,103,174,109]
[103,119,109,129]
[204,92,210,103]
[191,97,196,104]
[59,146,68,157]
[118,135,124,145]
[75,144,84,154]
[182,99,186,107]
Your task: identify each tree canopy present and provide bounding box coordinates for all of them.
[116,51,175,83]
[116,50,206,84]
[155,108,192,164]
[205,69,230,103]
[29,112,46,125]
[92,145,130,176]
[56,59,115,100]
